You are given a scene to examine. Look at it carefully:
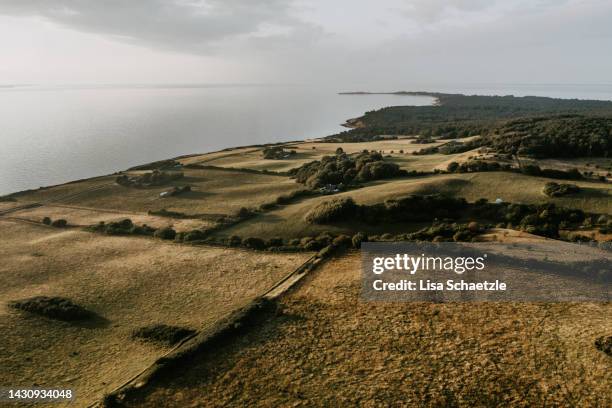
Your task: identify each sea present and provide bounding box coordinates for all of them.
[1,83,611,195]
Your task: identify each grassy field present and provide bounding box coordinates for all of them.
[6,204,218,232]
[218,171,611,240]
[2,110,611,407]
[0,219,311,406]
[180,139,452,173]
[529,157,612,178]
[122,251,612,407]
[178,147,262,166]
[11,168,302,217]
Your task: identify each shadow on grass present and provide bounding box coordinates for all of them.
[575,187,611,198]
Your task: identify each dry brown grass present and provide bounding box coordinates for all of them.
[180,140,453,173]
[12,168,303,216]
[123,252,612,407]
[178,147,261,166]
[7,204,217,232]
[0,219,311,406]
[3,140,611,407]
[529,157,612,179]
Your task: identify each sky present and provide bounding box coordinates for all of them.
[0,0,611,88]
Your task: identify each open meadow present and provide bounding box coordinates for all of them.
[0,219,311,406]
[180,138,452,173]
[120,250,612,407]
[11,167,302,217]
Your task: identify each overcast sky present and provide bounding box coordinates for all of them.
[0,0,610,87]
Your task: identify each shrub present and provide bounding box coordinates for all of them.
[130,224,156,236]
[183,230,206,242]
[351,232,368,249]
[101,219,131,234]
[356,161,404,182]
[594,336,612,356]
[303,239,323,251]
[262,146,296,160]
[521,214,539,227]
[446,162,459,172]
[117,218,133,229]
[242,237,266,250]
[259,202,277,211]
[315,232,333,246]
[267,237,283,247]
[237,207,256,219]
[543,182,580,197]
[453,229,473,242]
[521,165,583,180]
[316,246,335,259]
[42,217,51,225]
[89,219,158,237]
[521,164,542,176]
[50,219,67,228]
[154,227,176,240]
[300,237,314,246]
[304,197,357,224]
[228,235,242,247]
[9,296,93,321]
[132,324,196,346]
[332,234,352,248]
[467,221,481,233]
[148,208,188,218]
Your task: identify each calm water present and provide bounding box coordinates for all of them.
[1,83,611,195]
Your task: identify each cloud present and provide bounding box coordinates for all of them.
[0,0,321,54]
[0,0,610,85]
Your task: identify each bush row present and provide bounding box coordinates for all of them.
[413,138,484,156]
[520,164,583,180]
[446,160,510,173]
[304,195,469,225]
[368,221,484,243]
[445,160,589,181]
[303,195,606,240]
[88,219,155,236]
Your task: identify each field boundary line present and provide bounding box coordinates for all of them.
[92,251,325,407]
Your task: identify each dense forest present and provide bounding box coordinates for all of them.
[489,115,611,158]
[330,93,612,157]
